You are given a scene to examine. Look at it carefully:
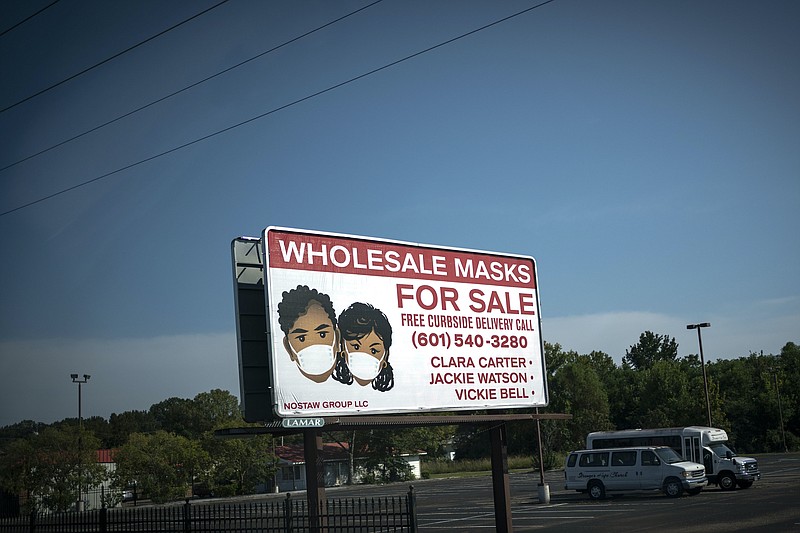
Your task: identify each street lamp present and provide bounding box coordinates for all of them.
[686,323,712,427]
[71,373,90,511]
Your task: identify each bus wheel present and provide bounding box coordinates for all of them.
[718,472,737,491]
[737,480,753,489]
[664,478,683,498]
[588,480,606,500]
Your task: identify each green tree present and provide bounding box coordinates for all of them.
[327,430,358,484]
[582,350,636,429]
[604,363,640,429]
[778,342,799,448]
[634,360,696,427]
[192,389,243,434]
[201,434,276,496]
[711,351,794,453]
[107,410,159,448]
[547,356,613,451]
[81,416,111,447]
[451,418,492,460]
[0,426,106,513]
[585,351,617,386]
[149,390,242,440]
[505,342,586,463]
[0,420,45,453]
[356,429,415,483]
[149,397,197,439]
[403,424,456,459]
[53,416,114,450]
[331,422,455,483]
[623,331,678,371]
[113,431,210,503]
[544,341,575,378]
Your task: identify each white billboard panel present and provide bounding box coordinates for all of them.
[264,227,547,417]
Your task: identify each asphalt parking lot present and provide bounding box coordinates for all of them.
[316,452,800,532]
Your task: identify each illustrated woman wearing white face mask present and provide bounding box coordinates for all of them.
[333,302,394,392]
[278,285,340,383]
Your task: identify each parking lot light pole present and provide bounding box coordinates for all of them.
[71,373,90,511]
[686,324,712,427]
[767,358,789,453]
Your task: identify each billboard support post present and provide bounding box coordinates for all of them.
[303,429,326,531]
[535,406,550,503]
[490,422,512,533]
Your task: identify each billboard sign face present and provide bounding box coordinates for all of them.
[264,227,547,417]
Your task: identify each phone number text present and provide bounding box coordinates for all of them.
[411,332,528,350]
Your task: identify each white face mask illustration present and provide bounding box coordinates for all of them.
[293,342,336,376]
[346,350,384,381]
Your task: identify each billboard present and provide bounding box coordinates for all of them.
[264,227,547,417]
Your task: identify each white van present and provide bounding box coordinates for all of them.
[564,446,707,499]
[586,426,760,490]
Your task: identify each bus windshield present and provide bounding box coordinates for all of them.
[654,447,685,464]
[709,442,736,457]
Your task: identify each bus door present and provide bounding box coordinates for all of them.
[683,436,702,464]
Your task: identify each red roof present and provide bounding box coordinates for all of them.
[275,443,350,464]
[96,449,117,463]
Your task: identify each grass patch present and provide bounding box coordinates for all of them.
[422,455,535,478]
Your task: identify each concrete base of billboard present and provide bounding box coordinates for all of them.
[538,483,550,504]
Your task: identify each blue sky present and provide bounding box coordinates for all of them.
[1,0,798,427]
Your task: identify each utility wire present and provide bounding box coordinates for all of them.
[0,0,384,174]
[0,0,61,38]
[0,0,556,219]
[0,0,230,114]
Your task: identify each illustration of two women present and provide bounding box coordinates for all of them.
[277,285,394,391]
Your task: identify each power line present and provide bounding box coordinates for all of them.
[0,0,384,174]
[0,0,230,114]
[0,0,557,219]
[0,0,61,38]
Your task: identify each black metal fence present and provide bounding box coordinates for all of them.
[0,486,417,532]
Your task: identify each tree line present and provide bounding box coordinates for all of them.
[0,389,451,513]
[454,336,799,466]
[1,335,797,512]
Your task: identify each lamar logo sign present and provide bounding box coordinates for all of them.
[281,418,325,429]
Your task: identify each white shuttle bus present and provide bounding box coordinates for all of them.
[586,426,760,490]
